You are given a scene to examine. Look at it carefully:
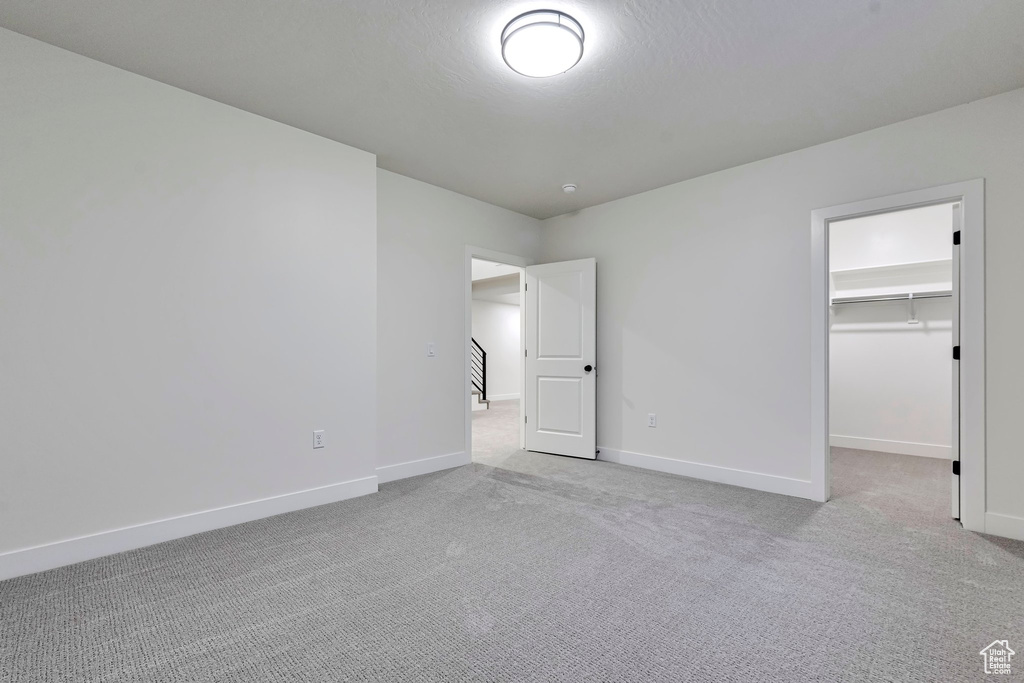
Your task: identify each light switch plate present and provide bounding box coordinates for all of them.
[426,342,436,358]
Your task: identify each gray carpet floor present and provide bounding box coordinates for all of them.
[1,405,1022,682]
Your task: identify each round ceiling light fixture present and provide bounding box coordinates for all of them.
[501,10,585,78]
[562,184,577,193]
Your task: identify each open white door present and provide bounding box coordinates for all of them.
[951,203,961,519]
[524,258,596,459]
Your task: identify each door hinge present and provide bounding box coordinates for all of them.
[953,345,960,360]
[952,460,960,476]
[525,349,528,357]
[953,230,961,245]
[524,415,527,424]
[525,283,527,291]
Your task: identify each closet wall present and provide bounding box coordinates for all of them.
[829,203,954,458]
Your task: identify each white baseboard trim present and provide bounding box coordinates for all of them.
[984,512,1024,542]
[830,435,951,459]
[486,393,520,402]
[376,451,470,484]
[596,447,816,500]
[0,476,378,583]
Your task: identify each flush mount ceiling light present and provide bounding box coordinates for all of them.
[501,10,585,78]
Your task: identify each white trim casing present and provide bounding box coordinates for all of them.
[597,448,816,500]
[0,476,379,582]
[811,180,985,529]
[829,436,952,459]
[375,451,470,484]
[485,393,521,402]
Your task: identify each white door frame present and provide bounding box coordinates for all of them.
[465,246,532,459]
[810,179,985,532]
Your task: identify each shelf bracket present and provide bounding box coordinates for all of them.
[907,292,919,324]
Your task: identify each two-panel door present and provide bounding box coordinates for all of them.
[523,258,596,459]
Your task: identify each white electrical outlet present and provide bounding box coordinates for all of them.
[426,342,436,358]
[313,430,325,449]
[647,413,657,428]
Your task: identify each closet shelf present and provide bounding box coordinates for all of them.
[830,258,952,302]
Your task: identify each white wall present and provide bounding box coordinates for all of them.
[0,30,378,574]
[541,87,1024,532]
[829,302,952,458]
[376,170,540,477]
[472,273,520,305]
[471,299,521,401]
[829,205,952,458]
[830,203,954,272]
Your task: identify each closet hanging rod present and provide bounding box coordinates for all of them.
[831,290,952,306]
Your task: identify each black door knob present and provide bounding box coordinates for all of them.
[584,364,593,373]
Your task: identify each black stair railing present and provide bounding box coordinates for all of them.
[470,337,487,401]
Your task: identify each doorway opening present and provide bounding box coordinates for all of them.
[470,257,524,465]
[827,202,958,520]
[811,180,985,532]
[465,248,598,465]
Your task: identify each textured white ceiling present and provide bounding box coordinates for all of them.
[3,1,1024,219]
